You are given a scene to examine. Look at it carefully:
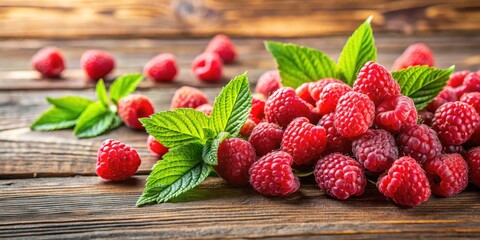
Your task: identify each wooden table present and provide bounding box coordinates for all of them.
[1,35,480,239]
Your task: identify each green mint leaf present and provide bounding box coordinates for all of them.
[336,16,376,86]
[265,41,337,89]
[109,115,123,130]
[392,65,455,110]
[209,73,252,136]
[31,107,79,131]
[96,80,110,107]
[74,102,115,138]
[109,73,144,104]
[202,131,230,165]
[46,96,93,114]
[140,108,210,148]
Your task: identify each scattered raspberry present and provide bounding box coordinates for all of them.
[248,122,284,157]
[281,117,326,165]
[466,147,480,188]
[81,49,115,81]
[250,97,265,122]
[205,34,237,63]
[214,138,257,187]
[31,46,65,78]
[170,86,209,109]
[432,102,479,145]
[314,153,366,200]
[377,156,431,207]
[447,71,470,88]
[147,135,168,157]
[375,95,417,133]
[463,72,480,94]
[334,91,375,138]
[143,53,178,82]
[352,129,398,173]
[195,103,214,116]
[308,78,344,101]
[460,92,480,113]
[424,154,468,197]
[96,139,141,181]
[255,70,282,97]
[317,113,352,155]
[315,83,352,115]
[442,145,466,156]
[392,43,435,71]
[249,151,300,196]
[418,110,434,126]
[295,82,316,105]
[240,118,257,138]
[118,94,155,130]
[191,52,223,82]
[353,61,401,105]
[396,124,442,165]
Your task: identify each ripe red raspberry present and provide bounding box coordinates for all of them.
[255,70,281,97]
[353,61,401,105]
[143,53,178,82]
[314,153,366,200]
[334,91,375,138]
[442,145,466,156]
[352,129,398,173]
[418,110,434,126]
[239,118,257,138]
[308,78,343,101]
[460,92,480,113]
[96,139,141,181]
[118,94,155,130]
[81,49,115,81]
[214,138,257,187]
[432,102,480,145]
[377,156,431,207]
[447,71,470,88]
[375,95,417,133]
[315,83,352,115]
[205,34,237,63]
[463,72,480,94]
[31,46,65,78]
[392,43,435,71]
[317,113,352,155]
[250,97,265,122]
[396,124,442,165]
[147,135,168,157]
[466,147,480,188]
[248,122,283,157]
[424,154,468,197]
[191,52,223,82]
[170,86,209,109]
[249,151,300,196]
[295,82,316,105]
[281,117,327,165]
[195,103,213,116]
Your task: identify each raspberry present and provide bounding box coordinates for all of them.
[308,78,344,101]
[315,83,352,115]
[463,72,480,93]
[334,91,375,138]
[317,113,352,155]
[352,129,398,173]
[205,34,237,63]
[239,118,257,138]
[418,110,434,126]
[466,147,480,188]
[250,97,265,122]
[214,138,257,187]
[31,46,65,78]
[191,52,223,82]
[460,92,480,113]
[170,86,209,109]
[447,71,470,88]
[442,145,466,156]
[295,82,316,105]
[81,49,115,81]
[432,102,479,145]
[396,124,442,165]
[392,43,435,71]
[249,151,300,196]
[255,70,281,97]
[424,154,468,197]
[147,135,168,157]
[375,95,417,133]
[118,94,155,130]
[96,139,141,181]
[354,61,401,105]
[195,103,213,116]
[281,117,327,165]
[314,153,366,200]
[427,96,449,113]
[143,53,178,82]
[377,156,431,207]
[248,122,283,157]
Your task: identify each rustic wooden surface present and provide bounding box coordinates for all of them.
[0,35,480,239]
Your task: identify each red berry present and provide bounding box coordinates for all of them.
[255,70,281,97]
[317,113,352,155]
[334,91,375,138]
[205,34,237,63]
[442,145,466,156]
[352,129,398,173]
[354,61,401,105]
[143,53,178,82]
[81,49,115,81]
[460,92,480,113]
[308,78,343,101]
[171,86,209,109]
[466,147,480,188]
[250,97,265,121]
[314,153,366,200]
[377,156,431,207]
[31,46,65,78]
[463,72,480,93]
[432,102,480,145]
[96,139,141,181]
[265,87,316,128]
[147,135,168,157]
[214,138,257,187]
[396,124,442,165]
[239,118,257,138]
[191,52,223,82]
[392,43,435,71]
[118,94,155,130]
[295,82,316,105]
[249,151,300,196]
[424,154,468,197]
[375,95,417,133]
[447,71,470,88]
[195,103,213,116]
[315,83,352,115]
[248,122,283,157]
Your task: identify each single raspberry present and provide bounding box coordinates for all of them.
[118,94,155,130]
[170,86,209,109]
[239,118,257,138]
[447,71,470,88]
[352,129,398,173]
[31,46,65,78]
[195,103,213,116]
[424,154,468,197]
[308,78,344,101]
[205,34,237,63]
[255,70,282,97]
[432,102,480,145]
[375,95,417,133]
[418,109,434,126]
[214,138,257,187]
[466,147,480,188]
[353,61,401,105]
[315,83,352,115]
[143,53,178,82]
[281,117,326,165]
[250,97,265,122]
[442,145,466,156]
[248,122,284,157]
[377,156,431,207]
[392,43,435,71]
[463,72,480,94]
[334,91,375,138]
[147,135,169,157]
[249,151,300,196]
[317,113,352,155]
[314,153,366,200]
[396,124,442,165]
[81,49,115,81]
[460,92,480,113]
[191,52,223,82]
[96,139,141,181]
[295,82,316,105]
